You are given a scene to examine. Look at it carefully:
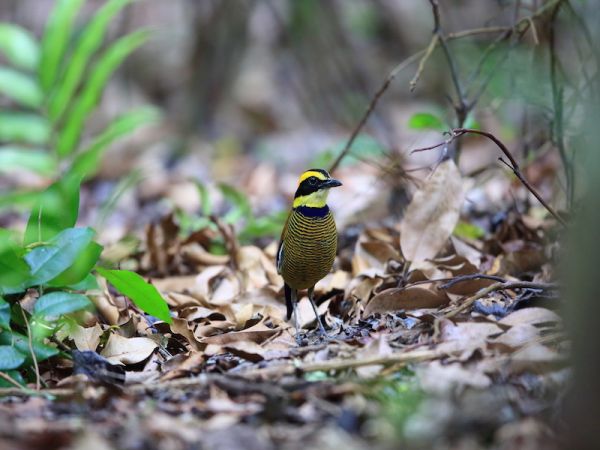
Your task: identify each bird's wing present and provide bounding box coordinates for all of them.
[276,210,291,274]
[276,239,284,274]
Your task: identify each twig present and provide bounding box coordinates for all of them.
[440,274,506,289]
[452,128,567,226]
[429,0,468,127]
[0,371,27,391]
[21,308,40,391]
[328,51,424,173]
[243,348,444,378]
[328,0,567,173]
[444,281,557,318]
[409,35,439,92]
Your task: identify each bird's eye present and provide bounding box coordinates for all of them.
[308,177,318,185]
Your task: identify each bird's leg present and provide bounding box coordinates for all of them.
[307,287,328,337]
[291,288,302,345]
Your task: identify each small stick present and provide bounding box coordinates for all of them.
[21,308,41,390]
[0,371,26,391]
[328,51,424,173]
[444,281,557,319]
[452,128,567,226]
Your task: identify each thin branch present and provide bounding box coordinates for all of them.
[328,51,424,173]
[444,281,557,318]
[440,274,507,289]
[328,0,567,173]
[0,371,27,391]
[452,128,567,226]
[243,348,445,378]
[21,308,40,390]
[409,35,439,92]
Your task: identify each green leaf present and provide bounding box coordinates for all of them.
[33,291,92,318]
[0,190,40,213]
[0,345,26,370]
[408,112,446,131]
[0,112,49,145]
[0,147,57,176]
[219,183,252,224]
[70,107,160,178]
[0,297,10,329]
[24,174,81,245]
[96,268,172,323]
[239,212,287,241]
[67,273,99,291]
[38,0,85,92]
[453,221,486,240]
[0,24,40,71]
[24,227,95,287]
[48,0,135,121]
[48,241,103,287]
[0,230,30,294]
[0,331,58,362]
[0,68,43,108]
[195,181,212,217]
[56,30,149,157]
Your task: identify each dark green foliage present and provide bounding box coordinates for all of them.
[0,0,158,212]
[96,268,173,324]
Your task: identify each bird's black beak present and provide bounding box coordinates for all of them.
[322,178,342,189]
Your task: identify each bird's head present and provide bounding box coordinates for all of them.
[292,168,342,208]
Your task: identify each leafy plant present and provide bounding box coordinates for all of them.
[177,181,287,247]
[0,0,159,211]
[0,177,172,386]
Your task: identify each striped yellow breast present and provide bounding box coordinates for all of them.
[280,207,337,290]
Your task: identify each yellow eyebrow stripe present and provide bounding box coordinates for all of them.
[298,170,327,184]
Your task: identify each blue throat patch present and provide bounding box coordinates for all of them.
[296,205,329,218]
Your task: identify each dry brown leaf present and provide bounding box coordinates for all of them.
[151,275,198,293]
[236,245,280,291]
[201,322,279,345]
[315,270,351,293]
[195,266,240,305]
[90,293,120,326]
[400,159,464,265]
[418,360,491,394]
[224,340,267,362]
[499,307,561,326]
[364,287,449,316]
[101,333,158,365]
[181,242,230,266]
[490,323,540,348]
[70,323,103,352]
[170,318,204,351]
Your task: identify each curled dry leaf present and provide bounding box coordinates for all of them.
[195,265,240,305]
[236,245,280,291]
[315,270,351,294]
[181,242,230,266]
[170,318,204,351]
[418,360,491,395]
[201,322,279,345]
[90,293,120,325]
[400,158,464,266]
[352,234,400,276]
[70,323,103,352]
[101,333,158,365]
[363,286,449,317]
[499,307,561,327]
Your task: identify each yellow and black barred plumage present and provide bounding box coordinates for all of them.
[277,168,342,341]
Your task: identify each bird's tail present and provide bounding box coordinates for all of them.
[284,283,293,320]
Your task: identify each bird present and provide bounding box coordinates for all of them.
[276,168,342,343]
